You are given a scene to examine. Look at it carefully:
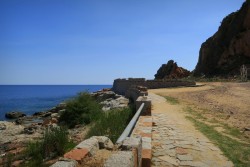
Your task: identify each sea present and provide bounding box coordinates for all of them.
[0,85,112,121]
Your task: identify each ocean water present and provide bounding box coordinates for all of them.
[0,85,112,121]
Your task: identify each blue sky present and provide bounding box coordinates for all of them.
[0,0,245,84]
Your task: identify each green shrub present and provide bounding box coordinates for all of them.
[59,92,102,128]
[25,126,75,166]
[86,108,133,143]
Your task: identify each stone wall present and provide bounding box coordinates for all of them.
[50,136,143,167]
[112,78,195,95]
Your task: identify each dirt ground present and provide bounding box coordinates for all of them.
[149,82,250,138]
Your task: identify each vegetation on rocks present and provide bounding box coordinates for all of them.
[24,126,75,167]
[86,107,133,143]
[59,92,102,128]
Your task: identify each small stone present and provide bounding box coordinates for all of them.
[163,140,174,145]
[50,158,78,167]
[158,155,179,166]
[104,151,134,167]
[164,149,176,157]
[151,157,161,162]
[64,148,89,162]
[176,147,188,155]
[163,144,175,149]
[180,161,209,167]
[177,154,193,161]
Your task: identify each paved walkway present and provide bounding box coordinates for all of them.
[149,93,233,167]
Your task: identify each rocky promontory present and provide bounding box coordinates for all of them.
[194,0,250,76]
[155,60,191,79]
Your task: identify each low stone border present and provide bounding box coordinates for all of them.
[132,116,152,167]
[50,136,114,167]
[50,136,144,167]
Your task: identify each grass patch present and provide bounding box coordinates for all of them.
[184,107,206,120]
[184,107,250,166]
[185,107,248,141]
[164,96,179,105]
[221,123,245,140]
[59,92,102,128]
[186,116,250,166]
[86,108,133,143]
[24,126,75,167]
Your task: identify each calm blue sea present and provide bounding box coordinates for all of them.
[0,85,112,121]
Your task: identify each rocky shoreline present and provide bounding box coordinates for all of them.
[0,88,130,166]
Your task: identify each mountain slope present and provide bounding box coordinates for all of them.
[194,0,250,76]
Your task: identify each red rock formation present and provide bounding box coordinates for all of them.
[194,0,250,76]
[155,60,191,79]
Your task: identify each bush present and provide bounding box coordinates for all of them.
[59,92,102,128]
[25,126,75,166]
[86,108,133,143]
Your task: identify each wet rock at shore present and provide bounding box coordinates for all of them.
[33,111,51,117]
[5,111,26,119]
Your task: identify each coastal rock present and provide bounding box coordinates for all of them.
[101,97,129,111]
[33,111,51,117]
[0,123,6,130]
[194,0,250,76]
[155,60,191,79]
[0,121,24,144]
[5,111,26,119]
[92,91,116,102]
[91,89,129,111]
[91,136,114,150]
[23,127,36,134]
[44,103,67,115]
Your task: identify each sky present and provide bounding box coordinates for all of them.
[0,0,246,84]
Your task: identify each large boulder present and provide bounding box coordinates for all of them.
[5,111,26,119]
[154,60,191,79]
[194,0,250,76]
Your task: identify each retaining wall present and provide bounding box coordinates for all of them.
[113,78,195,95]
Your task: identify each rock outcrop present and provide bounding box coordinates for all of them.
[91,89,129,111]
[154,60,191,79]
[5,111,26,119]
[194,0,250,76]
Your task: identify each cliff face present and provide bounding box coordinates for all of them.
[155,60,191,79]
[194,0,250,76]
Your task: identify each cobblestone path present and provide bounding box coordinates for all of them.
[149,93,233,167]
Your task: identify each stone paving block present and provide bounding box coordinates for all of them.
[122,137,142,167]
[142,117,152,122]
[142,149,151,167]
[177,154,193,161]
[50,158,78,167]
[104,151,134,167]
[64,148,89,162]
[75,137,99,155]
[175,147,188,155]
[158,155,179,166]
[142,137,151,149]
[179,161,209,167]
